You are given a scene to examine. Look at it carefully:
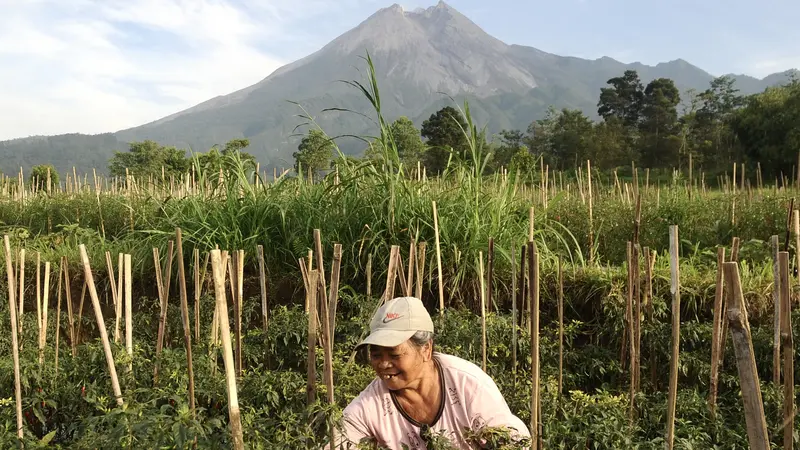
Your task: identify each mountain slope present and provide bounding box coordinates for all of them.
[2,1,796,175]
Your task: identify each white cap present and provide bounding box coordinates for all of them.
[356,297,434,349]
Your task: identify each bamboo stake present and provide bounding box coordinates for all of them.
[511,243,517,385]
[587,160,594,265]
[723,261,770,450]
[794,210,800,305]
[328,244,342,340]
[487,237,494,312]
[236,249,244,377]
[406,239,416,297]
[115,253,123,343]
[175,228,196,426]
[64,261,76,356]
[432,201,444,315]
[209,249,244,450]
[18,248,25,343]
[665,225,680,450]
[79,244,124,406]
[36,252,41,346]
[257,245,268,337]
[778,251,794,450]
[771,235,781,385]
[479,251,487,372]
[708,247,726,417]
[4,236,24,440]
[125,254,133,374]
[55,258,63,374]
[415,242,426,300]
[306,269,319,406]
[528,241,540,449]
[557,255,563,400]
[153,248,168,383]
[39,262,50,368]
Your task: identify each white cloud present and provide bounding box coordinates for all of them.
[0,0,324,140]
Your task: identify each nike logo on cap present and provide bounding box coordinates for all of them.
[382,313,401,323]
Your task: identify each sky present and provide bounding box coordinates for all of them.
[1,0,798,140]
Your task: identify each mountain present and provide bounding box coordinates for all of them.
[2,1,796,176]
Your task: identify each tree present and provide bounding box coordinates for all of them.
[29,164,60,191]
[598,70,645,128]
[108,140,189,179]
[420,106,469,174]
[694,75,745,168]
[729,78,800,177]
[490,129,527,170]
[549,108,595,169]
[195,139,258,176]
[366,117,427,169]
[638,78,681,168]
[293,129,334,179]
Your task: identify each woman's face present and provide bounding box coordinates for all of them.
[369,340,431,391]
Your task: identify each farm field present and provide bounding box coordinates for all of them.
[0,147,798,449]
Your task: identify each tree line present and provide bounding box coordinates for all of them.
[295,69,800,183]
[26,69,799,189]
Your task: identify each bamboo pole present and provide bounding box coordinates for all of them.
[665,225,680,449]
[4,236,24,440]
[708,247,726,417]
[175,228,196,426]
[328,244,342,340]
[39,262,50,369]
[209,249,244,450]
[778,251,794,450]
[236,249,244,377]
[306,269,319,406]
[511,243,517,385]
[557,255,563,400]
[723,261,770,450]
[64,261,76,356]
[771,235,781,385]
[528,241,540,449]
[432,201,444,315]
[115,253,123,344]
[125,254,133,374]
[479,251,487,372]
[18,248,25,343]
[257,245,268,337]
[55,258,64,374]
[79,244,124,406]
[415,242,426,301]
[153,247,168,383]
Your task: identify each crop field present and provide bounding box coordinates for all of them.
[0,66,798,449]
[0,146,797,449]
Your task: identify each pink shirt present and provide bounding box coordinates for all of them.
[329,352,530,449]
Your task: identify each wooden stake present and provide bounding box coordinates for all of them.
[79,244,124,406]
[665,225,680,449]
[125,254,132,374]
[778,251,794,450]
[209,249,244,450]
[708,247,726,417]
[175,228,196,424]
[557,255,563,400]
[39,262,50,368]
[432,201,444,315]
[306,269,319,406]
[771,236,781,385]
[4,236,24,440]
[528,241,540,449]
[723,261,770,450]
[479,251,487,372]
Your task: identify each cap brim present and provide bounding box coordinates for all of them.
[356,329,417,350]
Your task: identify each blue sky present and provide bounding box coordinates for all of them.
[1,0,797,140]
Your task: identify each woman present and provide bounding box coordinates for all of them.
[330,296,530,449]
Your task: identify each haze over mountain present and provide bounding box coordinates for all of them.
[1,1,796,175]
